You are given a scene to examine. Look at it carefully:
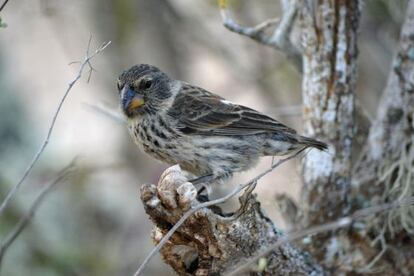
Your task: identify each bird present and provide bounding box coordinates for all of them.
[117,64,327,185]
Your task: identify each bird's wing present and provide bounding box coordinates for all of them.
[167,84,297,136]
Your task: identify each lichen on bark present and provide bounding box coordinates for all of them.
[140,165,324,275]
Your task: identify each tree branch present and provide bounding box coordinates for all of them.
[220,0,302,68]
[0,160,76,266]
[135,151,323,275]
[229,196,414,275]
[0,0,10,13]
[0,38,111,216]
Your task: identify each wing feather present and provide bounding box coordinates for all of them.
[168,84,296,136]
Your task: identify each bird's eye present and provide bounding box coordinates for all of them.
[139,78,153,90]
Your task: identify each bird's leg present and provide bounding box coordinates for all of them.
[221,180,258,221]
[188,174,216,186]
[187,174,216,202]
[190,174,230,208]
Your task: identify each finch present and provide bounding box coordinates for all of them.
[117,64,327,184]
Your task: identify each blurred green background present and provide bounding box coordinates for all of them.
[0,0,407,275]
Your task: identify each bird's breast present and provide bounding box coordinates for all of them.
[128,115,182,164]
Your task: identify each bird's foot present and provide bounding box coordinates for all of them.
[188,174,215,186]
[188,174,216,202]
[221,180,258,221]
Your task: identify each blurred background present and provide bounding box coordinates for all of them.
[0,0,407,275]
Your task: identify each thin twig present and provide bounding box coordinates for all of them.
[0,38,111,216]
[0,0,10,12]
[85,35,98,83]
[133,150,304,276]
[227,196,414,275]
[0,160,77,265]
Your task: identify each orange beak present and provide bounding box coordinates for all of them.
[128,95,145,110]
[122,86,145,116]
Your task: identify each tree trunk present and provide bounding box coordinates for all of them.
[352,0,414,273]
[299,0,358,225]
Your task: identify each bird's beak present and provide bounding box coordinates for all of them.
[122,86,145,114]
[128,95,145,110]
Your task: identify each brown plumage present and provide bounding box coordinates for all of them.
[117,64,327,183]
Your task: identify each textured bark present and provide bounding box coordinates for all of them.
[299,0,359,225]
[295,1,363,271]
[295,0,414,274]
[140,166,324,275]
[353,0,414,208]
[351,0,414,273]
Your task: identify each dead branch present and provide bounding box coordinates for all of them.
[0,0,10,12]
[230,196,414,275]
[134,151,322,275]
[220,0,301,68]
[0,38,111,216]
[0,160,76,266]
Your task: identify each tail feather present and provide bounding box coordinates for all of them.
[298,136,328,151]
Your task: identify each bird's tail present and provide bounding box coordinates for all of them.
[298,136,328,151]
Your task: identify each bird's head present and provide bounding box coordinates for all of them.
[117,64,173,118]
